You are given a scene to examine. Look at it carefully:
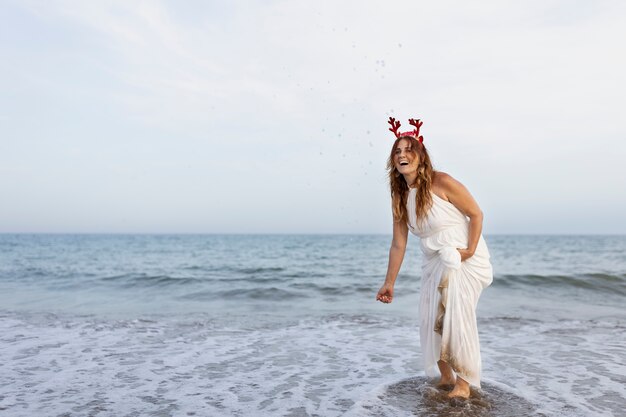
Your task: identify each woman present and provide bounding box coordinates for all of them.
[376,117,493,399]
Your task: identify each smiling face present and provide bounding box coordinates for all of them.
[387,135,434,223]
[393,138,420,176]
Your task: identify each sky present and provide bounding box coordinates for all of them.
[1,0,625,234]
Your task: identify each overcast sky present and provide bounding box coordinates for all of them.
[1,0,625,234]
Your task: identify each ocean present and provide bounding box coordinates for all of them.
[0,234,624,416]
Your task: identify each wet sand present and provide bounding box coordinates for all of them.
[347,376,541,417]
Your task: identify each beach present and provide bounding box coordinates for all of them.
[1,234,625,416]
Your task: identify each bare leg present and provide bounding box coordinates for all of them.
[436,360,456,387]
[448,376,470,399]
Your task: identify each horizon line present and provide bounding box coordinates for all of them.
[1,232,625,237]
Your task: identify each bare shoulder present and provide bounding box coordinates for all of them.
[433,171,453,187]
[432,171,466,200]
[434,171,482,216]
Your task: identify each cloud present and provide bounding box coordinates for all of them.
[11,1,626,135]
[2,0,626,233]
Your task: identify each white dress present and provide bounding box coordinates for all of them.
[407,188,493,388]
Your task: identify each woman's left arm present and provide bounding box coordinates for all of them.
[440,173,483,261]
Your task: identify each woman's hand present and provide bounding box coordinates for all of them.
[457,248,474,262]
[376,284,394,304]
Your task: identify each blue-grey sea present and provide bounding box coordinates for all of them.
[0,234,625,416]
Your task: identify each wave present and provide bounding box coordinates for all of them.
[100,273,203,288]
[97,269,330,288]
[181,265,286,274]
[80,271,626,297]
[180,287,309,301]
[493,273,626,295]
[289,282,419,296]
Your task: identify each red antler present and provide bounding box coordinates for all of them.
[408,118,424,143]
[388,117,401,138]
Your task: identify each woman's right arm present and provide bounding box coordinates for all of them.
[376,219,408,303]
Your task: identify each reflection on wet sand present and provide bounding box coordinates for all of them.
[356,376,542,417]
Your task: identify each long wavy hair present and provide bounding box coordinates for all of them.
[386,136,435,225]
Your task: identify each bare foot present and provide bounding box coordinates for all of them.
[447,377,470,399]
[447,386,470,398]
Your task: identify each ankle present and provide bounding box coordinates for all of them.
[454,380,469,391]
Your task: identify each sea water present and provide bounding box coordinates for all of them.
[0,234,624,416]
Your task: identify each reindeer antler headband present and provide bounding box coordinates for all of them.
[388,117,424,143]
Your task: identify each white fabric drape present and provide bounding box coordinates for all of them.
[407,189,493,388]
